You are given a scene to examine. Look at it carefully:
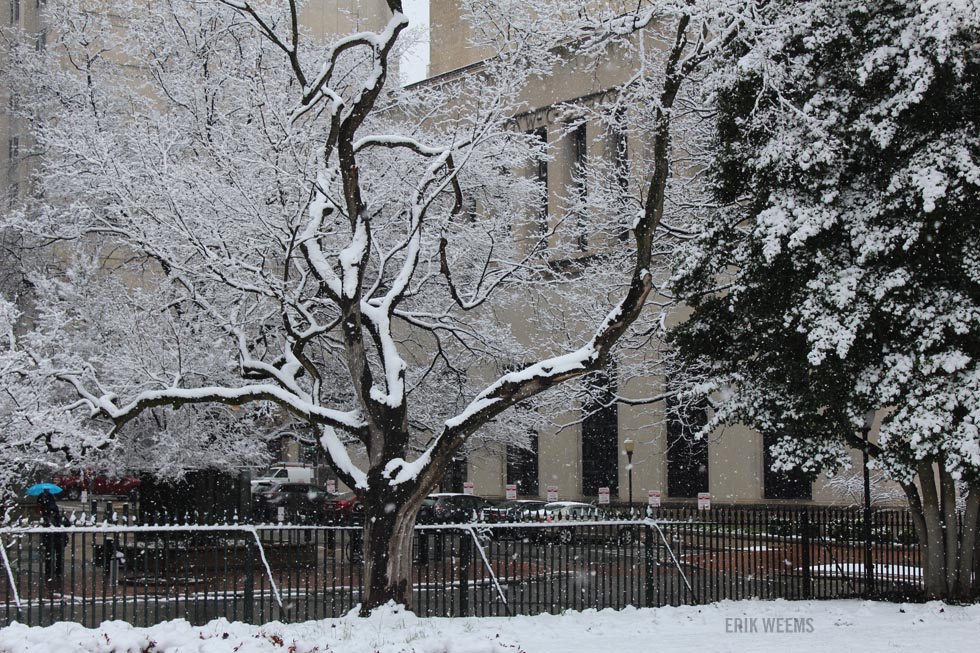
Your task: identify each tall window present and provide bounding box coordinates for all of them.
[614,126,631,240]
[529,127,548,247]
[7,136,19,162]
[444,456,468,493]
[571,123,588,250]
[665,389,709,498]
[610,107,631,241]
[10,0,19,24]
[763,432,812,500]
[613,128,628,191]
[506,432,539,496]
[266,434,286,462]
[581,367,619,496]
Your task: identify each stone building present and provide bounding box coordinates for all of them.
[420,1,898,508]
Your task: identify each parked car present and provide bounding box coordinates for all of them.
[251,479,277,495]
[483,499,549,523]
[250,463,314,493]
[252,483,332,523]
[321,491,363,525]
[481,499,548,540]
[528,501,638,545]
[416,493,493,524]
[53,473,141,501]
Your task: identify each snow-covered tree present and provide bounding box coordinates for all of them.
[0,296,56,514]
[672,0,980,600]
[3,0,744,612]
[823,469,907,510]
[0,294,110,519]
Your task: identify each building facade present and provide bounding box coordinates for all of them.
[423,1,897,508]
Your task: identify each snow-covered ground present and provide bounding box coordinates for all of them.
[1,600,977,653]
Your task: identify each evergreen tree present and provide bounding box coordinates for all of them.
[672,0,980,599]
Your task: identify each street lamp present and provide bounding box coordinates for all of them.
[861,410,875,595]
[623,438,635,517]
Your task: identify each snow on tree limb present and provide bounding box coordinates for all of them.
[2,0,727,529]
[56,372,366,434]
[0,0,744,613]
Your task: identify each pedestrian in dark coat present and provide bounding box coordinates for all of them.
[37,489,67,586]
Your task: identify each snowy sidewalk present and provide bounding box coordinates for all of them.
[1,599,977,653]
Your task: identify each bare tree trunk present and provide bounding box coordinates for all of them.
[904,465,978,601]
[902,480,928,562]
[353,418,468,615]
[917,463,949,599]
[954,483,979,601]
[939,467,960,595]
[359,492,424,615]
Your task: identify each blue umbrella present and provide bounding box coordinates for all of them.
[25,483,63,496]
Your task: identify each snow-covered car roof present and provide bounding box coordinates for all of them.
[543,501,596,509]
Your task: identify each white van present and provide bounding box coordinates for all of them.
[250,463,314,493]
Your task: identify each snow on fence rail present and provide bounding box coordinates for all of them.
[0,507,932,628]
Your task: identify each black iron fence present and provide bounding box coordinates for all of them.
[0,506,945,627]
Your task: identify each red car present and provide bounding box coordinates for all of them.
[321,491,363,525]
[53,473,141,501]
[251,485,362,524]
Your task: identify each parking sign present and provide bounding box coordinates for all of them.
[505,484,517,500]
[598,487,610,504]
[546,485,559,501]
[648,490,661,507]
[698,492,711,511]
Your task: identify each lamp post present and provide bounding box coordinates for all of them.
[624,438,635,517]
[861,411,875,596]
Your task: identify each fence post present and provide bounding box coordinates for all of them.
[237,470,252,524]
[244,535,255,623]
[459,532,471,617]
[644,525,655,607]
[800,510,811,600]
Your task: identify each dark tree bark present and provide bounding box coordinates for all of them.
[359,490,425,613]
[904,465,977,600]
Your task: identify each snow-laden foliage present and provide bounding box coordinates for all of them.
[671,0,980,599]
[2,0,743,611]
[4,0,538,474]
[0,296,70,514]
